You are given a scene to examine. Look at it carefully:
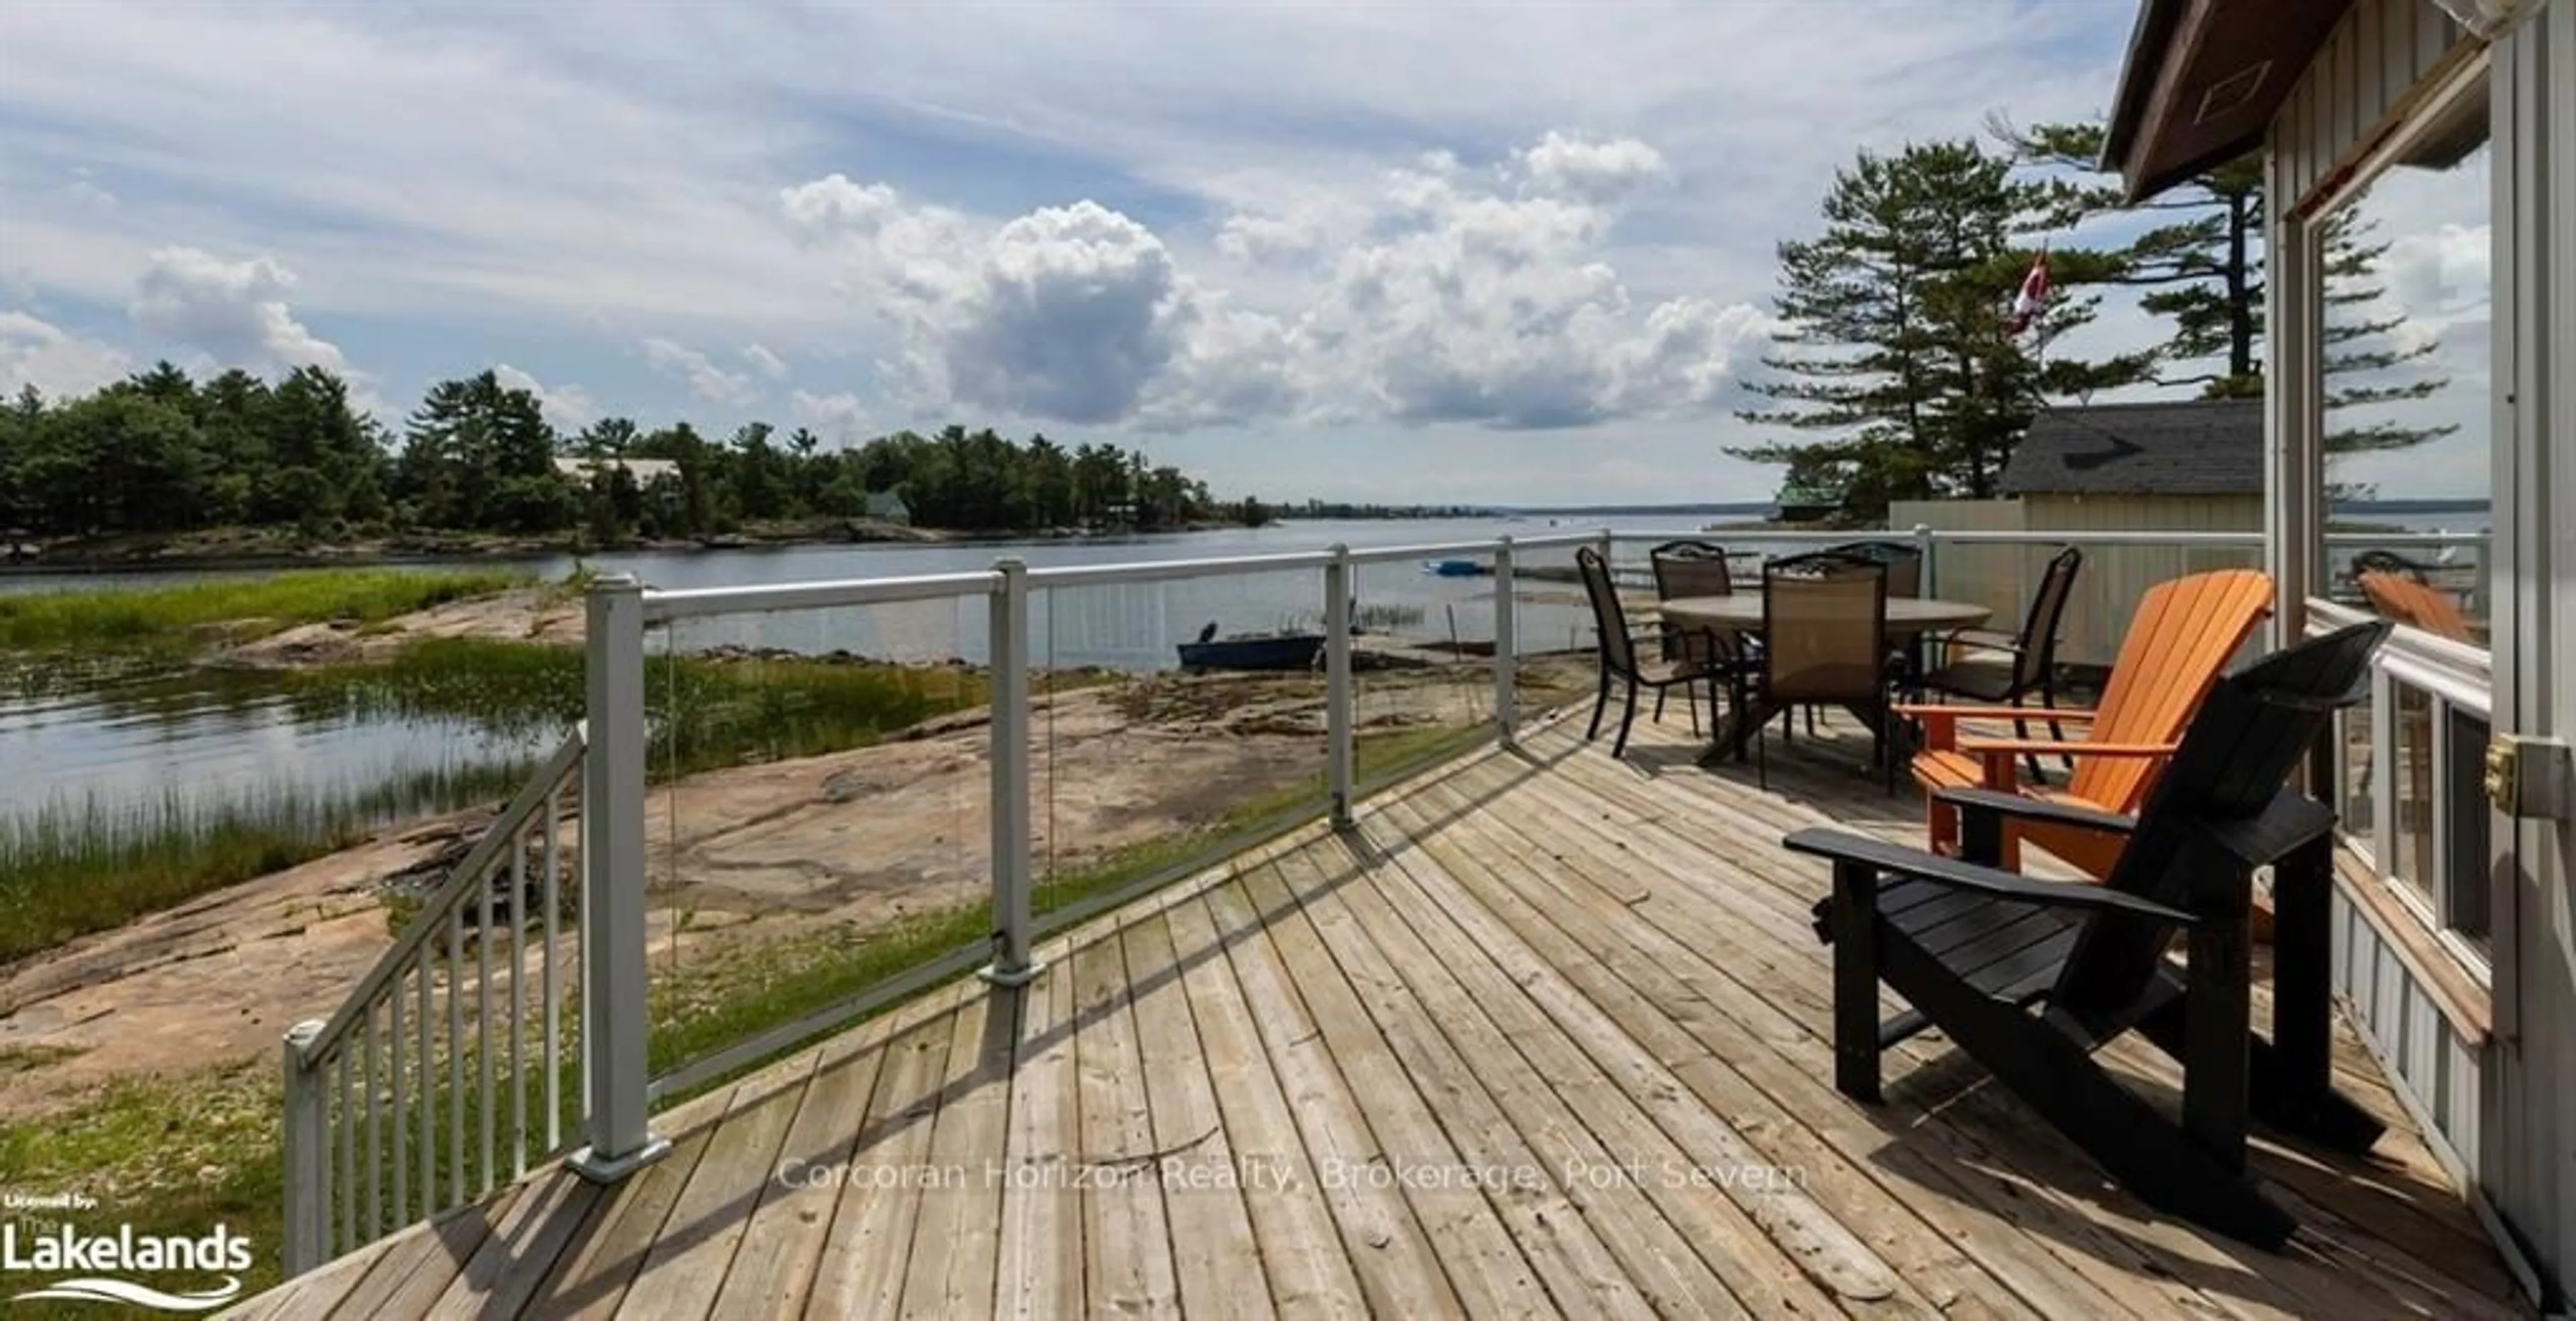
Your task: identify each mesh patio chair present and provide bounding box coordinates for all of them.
[1919,545,2083,780]
[1576,545,1719,757]
[1648,540,1754,735]
[1827,540,1923,598]
[1739,555,1897,791]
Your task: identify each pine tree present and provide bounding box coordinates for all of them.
[1996,117,2455,488]
[1731,139,2153,519]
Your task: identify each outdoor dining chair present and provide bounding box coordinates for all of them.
[1917,545,2083,779]
[1648,540,1752,735]
[1739,553,1897,792]
[1576,545,1719,758]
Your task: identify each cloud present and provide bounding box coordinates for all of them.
[741,344,789,380]
[127,246,349,376]
[641,336,753,406]
[0,310,134,399]
[780,174,902,243]
[1519,132,1668,204]
[782,132,1774,432]
[492,362,596,427]
[790,388,869,441]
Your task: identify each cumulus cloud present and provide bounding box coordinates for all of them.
[1519,132,1668,203]
[742,343,790,380]
[778,129,1770,433]
[492,362,597,427]
[127,246,350,375]
[780,173,901,243]
[790,388,869,440]
[641,335,754,406]
[0,310,134,399]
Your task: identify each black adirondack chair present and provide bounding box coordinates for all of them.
[1786,619,2394,1248]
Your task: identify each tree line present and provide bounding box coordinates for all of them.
[1734,118,2449,518]
[0,365,1267,543]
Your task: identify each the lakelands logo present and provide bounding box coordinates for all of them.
[3,1212,250,1313]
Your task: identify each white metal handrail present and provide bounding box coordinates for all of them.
[280,727,588,1274]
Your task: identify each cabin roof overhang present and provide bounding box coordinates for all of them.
[2102,0,2359,202]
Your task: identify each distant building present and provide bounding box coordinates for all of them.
[1770,480,1843,523]
[862,490,911,525]
[552,456,681,485]
[2000,398,2262,528]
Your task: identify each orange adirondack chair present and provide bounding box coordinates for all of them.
[1904,568,2276,882]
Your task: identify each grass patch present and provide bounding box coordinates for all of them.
[0,1063,287,1317]
[0,761,540,967]
[0,567,535,652]
[284,637,992,776]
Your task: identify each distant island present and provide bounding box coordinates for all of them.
[1,364,1275,566]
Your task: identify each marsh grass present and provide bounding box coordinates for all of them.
[0,568,535,652]
[0,761,540,966]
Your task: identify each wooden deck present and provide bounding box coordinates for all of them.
[224,710,2531,1320]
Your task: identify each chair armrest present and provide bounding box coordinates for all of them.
[1935,628,2023,652]
[1782,828,2198,925]
[1896,702,2098,724]
[1933,787,2138,836]
[1956,738,2174,758]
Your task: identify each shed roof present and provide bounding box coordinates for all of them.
[2000,399,2263,496]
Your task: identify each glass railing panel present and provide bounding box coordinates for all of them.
[1030,566,1330,930]
[639,594,985,1095]
[1350,556,1495,795]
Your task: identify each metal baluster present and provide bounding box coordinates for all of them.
[448,905,464,1208]
[390,973,407,1224]
[362,1012,379,1243]
[511,826,528,1178]
[543,784,563,1153]
[417,944,433,1220]
[335,1049,354,1257]
[479,852,495,1195]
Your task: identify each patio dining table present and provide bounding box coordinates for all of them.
[1658,594,1994,768]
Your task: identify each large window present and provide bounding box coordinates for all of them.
[2318,69,2493,645]
[2308,62,2493,953]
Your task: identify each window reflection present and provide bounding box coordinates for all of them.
[2320,76,2491,647]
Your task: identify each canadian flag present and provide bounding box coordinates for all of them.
[2006,247,2050,336]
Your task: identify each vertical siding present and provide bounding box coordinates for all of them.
[2493,0,2576,1295]
[2020,494,2262,664]
[2276,0,2469,209]
[2332,888,2483,1177]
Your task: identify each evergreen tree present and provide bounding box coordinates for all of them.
[1996,117,2455,486]
[1731,138,2155,518]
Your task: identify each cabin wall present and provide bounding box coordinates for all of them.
[2490,0,2576,1298]
[2275,0,2467,210]
[1900,494,2263,666]
[2271,0,2573,1300]
[2330,886,2484,1175]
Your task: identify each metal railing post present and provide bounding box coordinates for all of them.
[1493,537,1517,746]
[982,558,1041,987]
[1913,523,1937,597]
[571,572,669,1183]
[1326,545,1355,829]
[280,1020,327,1274]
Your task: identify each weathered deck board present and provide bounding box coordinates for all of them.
[227,711,2533,1321]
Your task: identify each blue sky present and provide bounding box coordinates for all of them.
[0,1,2491,505]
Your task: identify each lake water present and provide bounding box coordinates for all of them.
[0,509,2489,835]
